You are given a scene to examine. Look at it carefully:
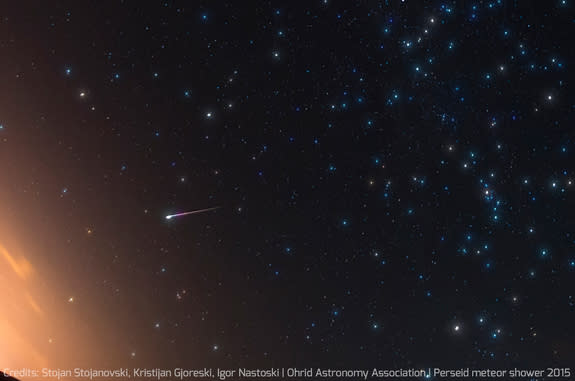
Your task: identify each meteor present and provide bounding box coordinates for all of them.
[165,206,221,220]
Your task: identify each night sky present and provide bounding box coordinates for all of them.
[1,0,574,376]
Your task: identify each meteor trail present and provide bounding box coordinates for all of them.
[165,206,221,220]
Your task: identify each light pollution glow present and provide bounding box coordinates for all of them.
[0,234,120,380]
[0,244,48,370]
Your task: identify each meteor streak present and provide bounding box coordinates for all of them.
[165,206,221,220]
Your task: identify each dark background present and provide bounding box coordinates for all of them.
[0,0,573,371]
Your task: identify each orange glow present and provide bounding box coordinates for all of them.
[0,238,118,380]
[0,244,50,372]
[0,245,34,280]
